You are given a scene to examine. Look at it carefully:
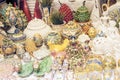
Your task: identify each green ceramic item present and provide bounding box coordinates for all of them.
[18,62,33,77]
[35,56,52,76]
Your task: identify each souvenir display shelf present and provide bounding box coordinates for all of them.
[0,0,120,80]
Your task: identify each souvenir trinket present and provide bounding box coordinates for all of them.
[66,40,86,69]
[85,55,103,71]
[25,38,37,54]
[23,52,31,62]
[87,71,102,80]
[45,32,62,45]
[16,43,25,59]
[47,39,69,53]
[18,62,33,78]
[33,33,43,47]
[103,55,116,69]
[74,1,90,22]
[88,27,97,38]
[35,56,52,76]
[10,29,26,43]
[0,61,14,79]
[53,70,64,80]
[33,44,50,60]
[0,3,27,33]
[59,1,74,23]
[62,21,81,39]
[24,18,52,39]
[2,38,16,58]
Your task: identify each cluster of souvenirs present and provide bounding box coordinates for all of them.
[0,0,120,80]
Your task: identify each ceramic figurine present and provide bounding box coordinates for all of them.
[33,0,42,19]
[45,32,62,45]
[0,3,27,33]
[2,38,16,58]
[62,21,81,39]
[88,27,97,38]
[47,39,69,53]
[33,33,43,47]
[66,70,75,80]
[85,55,103,72]
[66,40,86,70]
[62,59,69,71]
[23,52,31,62]
[33,60,39,72]
[105,20,120,39]
[16,43,25,59]
[23,0,32,22]
[53,70,64,80]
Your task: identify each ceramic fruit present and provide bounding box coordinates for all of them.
[62,21,82,39]
[59,1,73,23]
[74,1,90,22]
[33,33,43,47]
[47,39,70,53]
[88,27,97,38]
[45,32,62,45]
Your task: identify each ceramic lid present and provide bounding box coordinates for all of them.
[27,18,47,30]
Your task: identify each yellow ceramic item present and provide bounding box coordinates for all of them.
[88,27,97,38]
[47,39,70,53]
[25,38,37,54]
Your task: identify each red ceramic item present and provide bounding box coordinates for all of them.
[59,1,73,23]
[23,0,32,22]
[33,0,42,19]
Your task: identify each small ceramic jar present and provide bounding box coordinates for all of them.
[45,32,62,45]
[33,33,43,47]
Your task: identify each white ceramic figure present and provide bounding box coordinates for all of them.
[92,37,114,55]
[78,34,90,44]
[66,70,75,80]
[105,20,120,39]
[23,52,31,62]
[53,70,64,80]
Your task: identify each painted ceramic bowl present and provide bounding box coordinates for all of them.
[62,21,82,39]
[85,55,103,71]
